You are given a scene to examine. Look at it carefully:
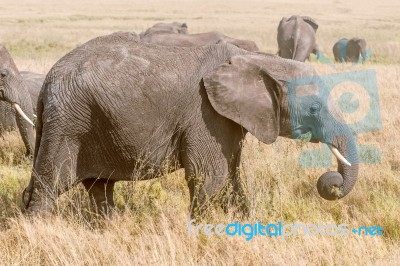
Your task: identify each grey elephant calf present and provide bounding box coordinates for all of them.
[277,15,319,62]
[332,38,368,63]
[0,44,44,156]
[24,32,359,217]
[141,30,259,52]
[138,21,258,52]
[140,31,259,52]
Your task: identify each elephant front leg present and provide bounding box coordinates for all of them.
[220,150,250,217]
[185,170,228,219]
[182,139,243,219]
[82,178,115,216]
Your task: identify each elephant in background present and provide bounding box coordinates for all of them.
[333,38,368,63]
[0,44,44,156]
[277,15,319,62]
[23,32,359,217]
[20,71,45,113]
[139,22,188,38]
[141,31,259,52]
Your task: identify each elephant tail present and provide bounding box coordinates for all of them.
[292,17,301,60]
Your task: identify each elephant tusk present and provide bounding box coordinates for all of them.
[12,103,34,127]
[328,145,351,167]
[33,114,37,118]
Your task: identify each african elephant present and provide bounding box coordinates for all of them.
[139,22,188,38]
[333,38,368,63]
[141,31,259,52]
[0,71,44,139]
[23,32,359,217]
[0,44,43,156]
[277,15,319,62]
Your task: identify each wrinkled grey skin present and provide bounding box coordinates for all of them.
[23,32,359,217]
[141,31,259,52]
[277,15,319,62]
[333,38,368,63]
[0,44,43,156]
[139,22,188,38]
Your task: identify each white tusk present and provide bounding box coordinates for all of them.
[328,145,351,166]
[12,103,34,127]
[33,114,37,118]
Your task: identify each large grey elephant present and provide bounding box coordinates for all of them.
[0,44,43,156]
[332,38,368,63]
[23,32,359,217]
[277,15,319,62]
[141,31,259,52]
[139,22,188,38]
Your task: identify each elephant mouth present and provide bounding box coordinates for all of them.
[326,142,352,166]
[292,126,316,142]
[293,127,351,167]
[0,88,4,100]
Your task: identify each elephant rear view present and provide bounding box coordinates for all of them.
[277,15,319,62]
[333,38,368,63]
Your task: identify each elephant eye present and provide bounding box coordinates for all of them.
[310,102,321,114]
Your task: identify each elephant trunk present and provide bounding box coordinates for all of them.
[360,46,367,62]
[317,133,359,200]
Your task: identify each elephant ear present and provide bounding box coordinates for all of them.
[203,55,283,144]
[355,38,366,47]
[302,16,318,32]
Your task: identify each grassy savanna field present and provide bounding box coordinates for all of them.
[0,0,399,264]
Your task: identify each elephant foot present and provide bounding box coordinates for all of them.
[221,191,250,218]
[189,196,213,220]
[23,195,55,217]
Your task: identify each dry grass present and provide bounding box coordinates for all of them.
[0,0,399,265]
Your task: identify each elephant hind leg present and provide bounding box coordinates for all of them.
[82,178,115,215]
[24,137,79,215]
[278,46,293,59]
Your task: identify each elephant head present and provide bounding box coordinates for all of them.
[139,22,188,38]
[347,38,368,62]
[203,53,359,200]
[0,44,35,155]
